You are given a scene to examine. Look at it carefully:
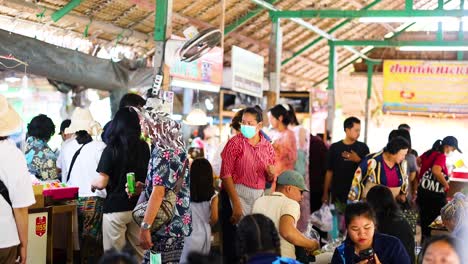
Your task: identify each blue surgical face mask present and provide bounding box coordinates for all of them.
[240,125,257,139]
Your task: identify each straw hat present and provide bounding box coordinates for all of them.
[65,107,101,135]
[0,95,21,137]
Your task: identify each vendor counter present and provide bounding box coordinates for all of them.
[27,185,78,264]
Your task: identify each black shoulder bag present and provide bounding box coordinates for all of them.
[66,142,90,182]
[0,180,12,207]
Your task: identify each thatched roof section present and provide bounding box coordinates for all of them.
[0,0,465,91]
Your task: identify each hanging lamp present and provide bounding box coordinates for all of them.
[183,89,208,126]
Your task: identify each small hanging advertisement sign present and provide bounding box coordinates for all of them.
[170,47,223,92]
[231,46,264,98]
[383,60,468,114]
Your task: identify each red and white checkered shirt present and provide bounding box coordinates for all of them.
[220,133,275,190]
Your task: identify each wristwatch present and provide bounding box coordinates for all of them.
[141,222,152,230]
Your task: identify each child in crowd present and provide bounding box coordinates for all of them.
[180,158,219,264]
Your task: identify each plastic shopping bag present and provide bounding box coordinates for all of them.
[310,203,333,232]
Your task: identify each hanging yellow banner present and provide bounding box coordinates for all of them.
[383,60,468,114]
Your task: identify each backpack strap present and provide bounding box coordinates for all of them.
[66,142,90,182]
[0,179,12,207]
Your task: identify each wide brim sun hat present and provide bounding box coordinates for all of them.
[0,95,22,137]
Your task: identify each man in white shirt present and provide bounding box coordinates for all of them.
[252,170,319,259]
[0,95,36,264]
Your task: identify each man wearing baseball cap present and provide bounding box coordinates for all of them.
[252,170,319,260]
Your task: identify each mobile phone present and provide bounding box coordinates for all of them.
[359,248,376,264]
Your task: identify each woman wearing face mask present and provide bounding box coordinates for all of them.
[332,202,410,264]
[416,136,461,243]
[220,106,276,264]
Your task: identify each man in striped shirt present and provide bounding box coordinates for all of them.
[220,106,276,264]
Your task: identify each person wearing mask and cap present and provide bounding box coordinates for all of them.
[0,95,36,264]
[416,136,462,243]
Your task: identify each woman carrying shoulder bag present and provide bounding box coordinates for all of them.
[132,108,192,264]
[416,136,461,243]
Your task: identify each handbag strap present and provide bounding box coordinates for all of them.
[66,142,90,182]
[0,179,12,207]
[173,160,188,194]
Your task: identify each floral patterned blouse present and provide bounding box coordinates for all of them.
[25,137,58,180]
[145,147,192,238]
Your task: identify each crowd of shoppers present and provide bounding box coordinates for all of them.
[0,90,466,264]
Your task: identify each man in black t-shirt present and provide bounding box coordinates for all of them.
[322,117,369,204]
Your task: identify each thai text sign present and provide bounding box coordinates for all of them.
[231,46,264,98]
[383,60,468,114]
[170,47,223,85]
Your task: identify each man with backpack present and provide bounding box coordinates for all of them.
[0,95,36,264]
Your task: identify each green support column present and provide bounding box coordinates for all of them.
[154,0,169,41]
[268,16,282,103]
[457,0,465,60]
[437,0,444,41]
[405,0,413,10]
[364,60,377,144]
[326,41,337,137]
[51,0,82,22]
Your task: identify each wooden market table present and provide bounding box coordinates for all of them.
[46,204,77,264]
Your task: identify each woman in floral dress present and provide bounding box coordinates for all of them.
[136,108,192,264]
[24,114,58,180]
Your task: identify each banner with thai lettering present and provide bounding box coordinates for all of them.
[383,60,468,114]
[170,47,223,88]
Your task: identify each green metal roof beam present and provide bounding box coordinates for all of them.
[281,0,383,66]
[271,9,468,19]
[51,0,82,22]
[313,0,455,87]
[332,40,467,47]
[225,0,280,35]
[313,22,419,87]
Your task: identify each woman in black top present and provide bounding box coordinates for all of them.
[92,107,150,262]
[366,185,416,263]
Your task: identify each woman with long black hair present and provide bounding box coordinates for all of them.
[92,107,150,262]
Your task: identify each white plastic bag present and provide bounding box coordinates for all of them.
[310,203,333,232]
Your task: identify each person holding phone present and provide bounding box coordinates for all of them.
[331,202,411,264]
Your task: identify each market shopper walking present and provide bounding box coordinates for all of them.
[322,117,369,205]
[180,158,218,264]
[366,185,415,262]
[220,106,275,264]
[91,107,150,262]
[24,114,58,180]
[0,95,36,264]
[268,104,297,192]
[135,108,192,264]
[417,136,461,243]
[57,107,106,263]
[347,136,410,203]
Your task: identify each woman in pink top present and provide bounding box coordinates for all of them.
[268,104,297,192]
